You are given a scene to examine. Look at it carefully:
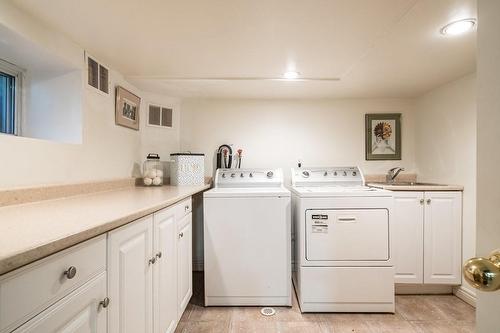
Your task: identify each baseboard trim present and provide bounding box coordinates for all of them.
[453,286,476,307]
[395,284,453,294]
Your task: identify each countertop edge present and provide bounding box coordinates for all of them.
[367,183,464,191]
[0,184,210,276]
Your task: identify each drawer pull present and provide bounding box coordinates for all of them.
[426,199,432,204]
[148,257,156,265]
[185,205,190,211]
[64,266,77,279]
[420,199,425,205]
[179,232,184,238]
[156,252,162,259]
[99,297,110,309]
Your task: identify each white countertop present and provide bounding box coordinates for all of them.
[367,182,464,191]
[0,184,210,275]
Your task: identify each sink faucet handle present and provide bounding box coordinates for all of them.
[387,167,405,182]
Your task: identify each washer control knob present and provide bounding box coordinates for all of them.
[249,173,253,178]
[222,173,226,178]
[302,170,310,178]
[334,171,338,176]
[324,171,328,176]
[230,173,236,178]
[267,171,274,178]
[343,171,347,176]
[352,171,357,176]
[240,173,244,178]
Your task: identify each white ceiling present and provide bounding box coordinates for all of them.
[11,0,476,98]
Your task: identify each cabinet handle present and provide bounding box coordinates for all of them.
[156,252,162,259]
[426,199,431,204]
[419,199,424,205]
[185,205,190,211]
[179,232,184,238]
[148,257,156,265]
[64,266,77,279]
[99,297,110,309]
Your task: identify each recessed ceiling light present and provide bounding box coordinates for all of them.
[283,71,300,79]
[441,18,476,36]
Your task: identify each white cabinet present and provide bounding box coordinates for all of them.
[108,198,193,333]
[1,196,193,333]
[393,192,424,283]
[393,191,462,285]
[13,272,107,333]
[423,192,462,284]
[153,207,178,333]
[108,215,154,333]
[177,213,193,317]
[0,236,106,333]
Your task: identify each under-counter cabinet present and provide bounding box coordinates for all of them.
[393,191,462,285]
[108,198,192,333]
[0,196,193,333]
[108,215,154,333]
[177,212,193,317]
[0,235,107,333]
[13,273,107,333]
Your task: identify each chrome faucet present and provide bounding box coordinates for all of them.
[386,167,405,183]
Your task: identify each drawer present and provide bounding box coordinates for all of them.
[12,272,107,333]
[0,235,106,333]
[176,197,192,219]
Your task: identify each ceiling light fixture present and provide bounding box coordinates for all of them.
[441,18,476,36]
[283,71,300,80]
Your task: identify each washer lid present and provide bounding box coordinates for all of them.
[204,186,291,198]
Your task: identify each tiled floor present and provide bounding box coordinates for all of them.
[175,273,475,333]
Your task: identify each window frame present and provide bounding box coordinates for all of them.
[0,58,24,136]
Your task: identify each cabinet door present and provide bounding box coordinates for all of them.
[153,207,178,333]
[108,216,154,333]
[393,192,424,284]
[13,273,107,333]
[177,213,193,318]
[423,191,462,285]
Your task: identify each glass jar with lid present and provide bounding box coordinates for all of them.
[142,153,164,186]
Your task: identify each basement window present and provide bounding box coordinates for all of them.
[148,104,173,128]
[0,59,23,135]
[87,54,109,94]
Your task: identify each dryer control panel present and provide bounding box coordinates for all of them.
[291,166,365,187]
[215,168,284,188]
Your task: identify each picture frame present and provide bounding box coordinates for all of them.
[115,86,140,130]
[365,113,401,160]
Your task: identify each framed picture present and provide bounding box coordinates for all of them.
[365,113,401,160]
[115,86,140,130]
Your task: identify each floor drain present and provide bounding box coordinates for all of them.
[260,307,276,316]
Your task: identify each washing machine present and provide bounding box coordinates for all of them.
[291,166,395,313]
[204,168,291,306]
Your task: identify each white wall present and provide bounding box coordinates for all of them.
[414,73,477,298]
[24,70,82,143]
[180,98,416,181]
[476,0,500,330]
[140,91,181,176]
[0,2,180,189]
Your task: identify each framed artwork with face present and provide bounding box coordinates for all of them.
[365,113,401,160]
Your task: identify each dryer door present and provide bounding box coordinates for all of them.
[305,209,389,261]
